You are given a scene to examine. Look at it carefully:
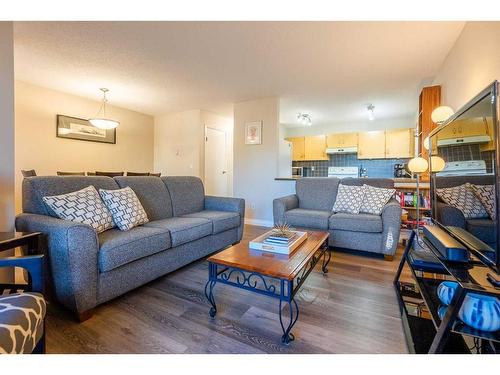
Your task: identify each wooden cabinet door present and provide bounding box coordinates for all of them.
[457,117,488,137]
[358,131,386,159]
[326,133,358,148]
[385,128,415,159]
[286,137,305,161]
[304,135,328,160]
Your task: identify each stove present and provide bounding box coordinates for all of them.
[327,166,359,178]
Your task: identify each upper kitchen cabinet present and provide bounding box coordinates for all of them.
[437,117,489,140]
[326,132,358,148]
[385,128,415,159]
[286,136,305,161]
[358,131,386,159]
[304,135,329,160]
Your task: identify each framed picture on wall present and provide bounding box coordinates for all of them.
[56,114,116,144]
[245,121,262,145]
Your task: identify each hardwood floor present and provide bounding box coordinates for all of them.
[45,225,409,353]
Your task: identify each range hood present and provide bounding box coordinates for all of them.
[437,135,491,147]
[325,146,357,154]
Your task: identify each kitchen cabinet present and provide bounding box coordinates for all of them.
[304,135,328,160]
[286,137,305,161]
[358,131,386,159]
[326,132,358,148]
[480,117,496,152]
[385,128,415,159]
[437,117,488,140]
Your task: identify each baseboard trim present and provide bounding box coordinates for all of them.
[244,218,273,227]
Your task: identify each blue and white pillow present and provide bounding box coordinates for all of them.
[42,186,114,233]
[99,187,149,231]
[332,184,365,214]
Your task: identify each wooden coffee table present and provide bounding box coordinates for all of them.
[204,230,330,344]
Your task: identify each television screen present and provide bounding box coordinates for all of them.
[429,81,499,271]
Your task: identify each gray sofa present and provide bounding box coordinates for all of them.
[15,175,244,320]
[273,177,401,258]
[435,175,497,252]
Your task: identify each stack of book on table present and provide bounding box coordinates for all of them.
[249,230,308,255]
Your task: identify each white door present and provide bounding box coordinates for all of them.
[205,127,228,196]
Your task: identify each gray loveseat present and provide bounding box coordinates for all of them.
[273,177,401,258]
[15,176,244,320]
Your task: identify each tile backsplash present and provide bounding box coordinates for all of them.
[439,143,494,173]
[293,153,410,178]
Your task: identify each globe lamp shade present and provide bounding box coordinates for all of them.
[408,157,429,173]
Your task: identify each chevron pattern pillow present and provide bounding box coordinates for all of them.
[42,186,114,233]
[468,183,496,220]
[99,186,149,230]
[332,184,365,214]
[436,184,488,219]
[360,184,396,215]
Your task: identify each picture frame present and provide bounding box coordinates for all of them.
[245,121,262,145]
[56,114,116,144]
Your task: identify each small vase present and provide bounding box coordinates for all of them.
[437,281,458,306]
[459,293,500,332]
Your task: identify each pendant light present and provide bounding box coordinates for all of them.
[89,88,120,129]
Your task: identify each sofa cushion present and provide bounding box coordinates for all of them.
[114,176,173,220]
[144,217,212,246]
[22,176,119,216]
[329,212,383,233]
[296,178,340,211]
[437,184,488,219]
[99,187,149,231]
[182,210,240,234]
[468,183,496,220]
[284,208,332,230]
[466,219,497,245]
[0,292,46,354]
[332,184,365,214]
[360,184,396,215]
[98,226,171,272]
[162,176,205,216]
[42,185,115,233]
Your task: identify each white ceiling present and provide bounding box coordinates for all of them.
[14,22,465,123]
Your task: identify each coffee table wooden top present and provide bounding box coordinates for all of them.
[207,230,329,280]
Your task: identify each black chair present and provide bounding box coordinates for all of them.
[0,254,46,354]
[57,171,86,176]
[21,169,37,177]
[95,171,124,177]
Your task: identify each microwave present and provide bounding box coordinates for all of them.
[292,167,303,178]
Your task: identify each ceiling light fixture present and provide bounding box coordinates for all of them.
[297,113,312,126]
[89,88,120,129]
[367,104,375,121]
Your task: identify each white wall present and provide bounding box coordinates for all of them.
[154,109,233,195]
[233,97,295,226]
[15,81,155,213]
[284,116,415,137]
[434,22,500,110]
[0,22,15,231]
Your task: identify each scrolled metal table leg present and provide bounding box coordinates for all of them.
[322,243,331,274]
[204,279,217,318]
[279,298,299,345]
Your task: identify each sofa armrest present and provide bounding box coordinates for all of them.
[380,199,402,256]
[273,194,299,225]
[436,201,466,228]
[205,196,245,241]
[15,213,99,314]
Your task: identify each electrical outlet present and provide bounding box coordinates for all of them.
[311,166,315,171]
[251,203,256,210]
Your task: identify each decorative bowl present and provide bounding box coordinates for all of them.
[458,293,500,332]
[437,281,459,306]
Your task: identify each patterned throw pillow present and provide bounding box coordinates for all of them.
[332,184,366,214]
[360,184,396,215]
[468,183,496,220]
[42,186,114,233]
[436,184,488,219]
[99,187,149,230]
